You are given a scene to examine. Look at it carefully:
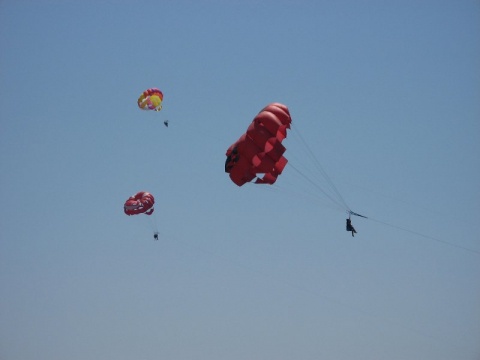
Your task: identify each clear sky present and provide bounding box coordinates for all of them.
[1,1,479,359]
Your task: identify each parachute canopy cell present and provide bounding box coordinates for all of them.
[225,103,292,186]
[138,88,163,111]
[124,191,155,215]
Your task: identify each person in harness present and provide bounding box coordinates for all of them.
[346,217,357,237]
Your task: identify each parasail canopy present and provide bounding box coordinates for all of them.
[124,191,155,216]
[225,103,292,186]
[137,88,163,111]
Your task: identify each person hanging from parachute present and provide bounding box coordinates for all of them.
[346,211,367,237]
[137,87,170,127]
[346,216,357,237]
[225,102,367,236]
[124,191,159,240]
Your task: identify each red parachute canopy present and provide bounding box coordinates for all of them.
[225,103,292,186]
[124,191,155,216]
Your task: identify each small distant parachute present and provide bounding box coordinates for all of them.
[124,191,155,216]
[137,88,163,111]
[225,103,292,186]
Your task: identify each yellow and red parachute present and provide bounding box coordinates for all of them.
[137,88,163,111]
[225,103,292,186]
[124,191,155,216]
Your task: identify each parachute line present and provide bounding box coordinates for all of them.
[147,211,159,233]
[369,217,480,255]
[253,179,348,214]
[290,123,351,211]
[288,162,347,212]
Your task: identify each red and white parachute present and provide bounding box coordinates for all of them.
[124,191,155,216]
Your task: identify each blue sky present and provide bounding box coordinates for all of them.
[1,1,479,359]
